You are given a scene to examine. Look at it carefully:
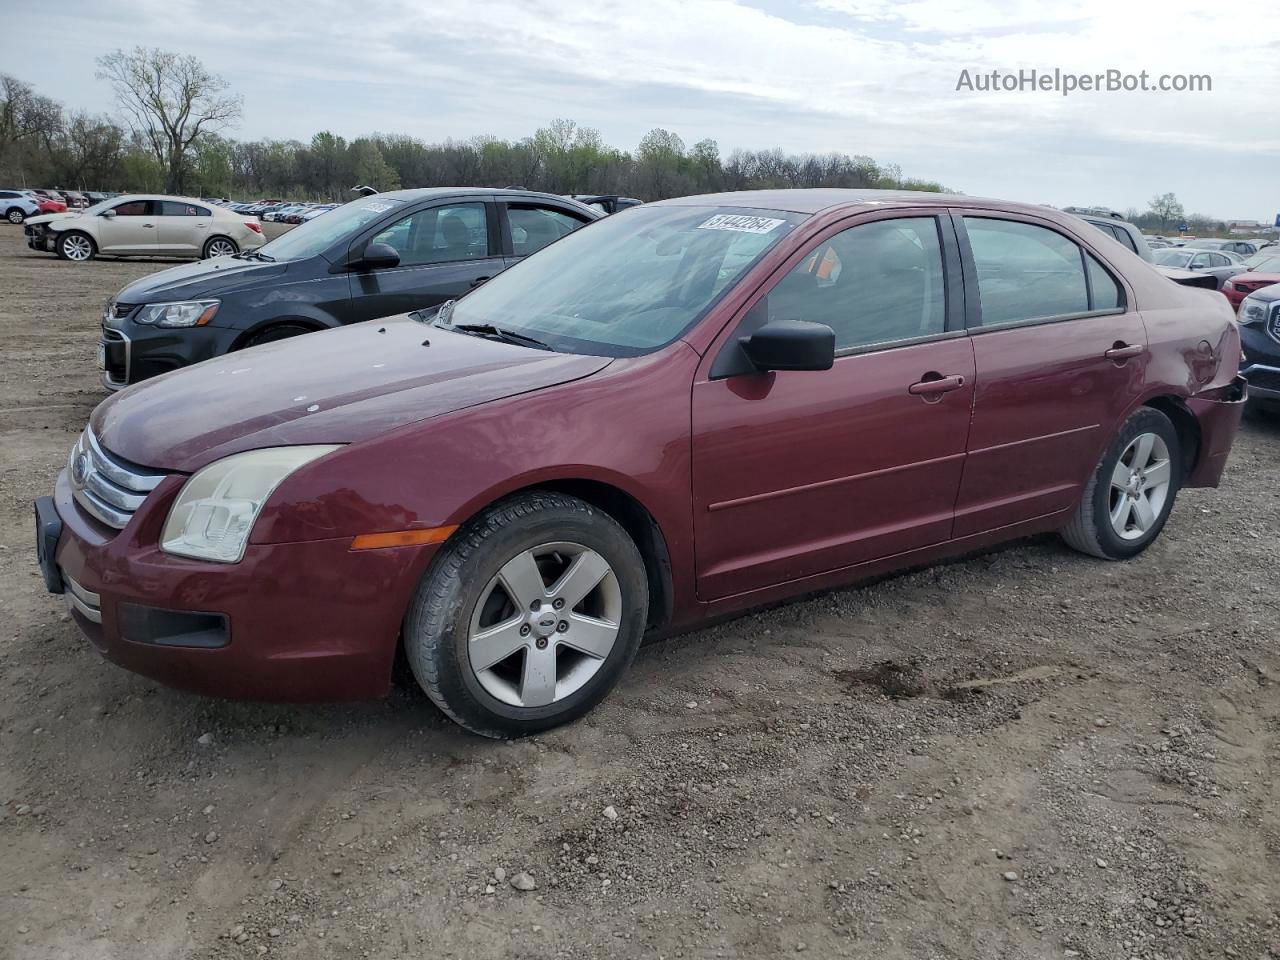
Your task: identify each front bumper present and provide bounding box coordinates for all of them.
[24,223,56,252]
[1239,315,1280,401]
[100,308,240,390]
[37,469,437,702]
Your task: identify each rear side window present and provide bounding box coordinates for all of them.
[161,201,211,217]
[509,206,588,257]
[1085,254,1123,310]
[964,218,1089,325]
[768,217,946,351]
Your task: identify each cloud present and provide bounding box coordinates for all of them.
[4,0,1278,217]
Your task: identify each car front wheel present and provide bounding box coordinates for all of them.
[1061,407,1181,560]
[56,231,96,262]
[404,491,648,738]
[6,207,24,224]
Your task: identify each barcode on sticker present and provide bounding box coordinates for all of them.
[697,214,785,234]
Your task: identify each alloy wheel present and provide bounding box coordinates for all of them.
[1108,432,1172,540]
[62,235,93,261]
[206,238,236,258]
[7,209,22,224]
[467,541,622,708]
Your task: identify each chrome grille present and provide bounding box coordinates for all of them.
[63,572,102,624]
[68,429,166,530]
[1269,302,1280,344]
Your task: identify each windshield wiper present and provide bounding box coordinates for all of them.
[449,322,552,351]
[234,249,275,261]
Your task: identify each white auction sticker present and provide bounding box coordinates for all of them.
[697,214,785,235]
[362,201,394,213]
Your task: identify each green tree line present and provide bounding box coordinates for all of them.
[1,65,948,202]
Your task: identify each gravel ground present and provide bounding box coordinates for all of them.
[0,223,1277,960]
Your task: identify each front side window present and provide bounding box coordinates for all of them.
[369,202,489,266]
[445,205,803,356]
[508,206,587,257]
[112,200,154,217]
[964,218,1090,325]
[766,217,946,351]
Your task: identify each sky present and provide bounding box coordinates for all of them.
[3,0,1278,221]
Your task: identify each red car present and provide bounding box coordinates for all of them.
[1222,251,1280,309]
[35,190,1245,737]
[33,194,67,214]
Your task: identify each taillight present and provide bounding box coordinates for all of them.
[245,221,262,234]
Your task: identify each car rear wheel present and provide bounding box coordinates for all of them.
[56,231,96,262]
[202,236,238,259]
[404,491,648,738]
[6,207,24,224]
[1060,407,1181,560]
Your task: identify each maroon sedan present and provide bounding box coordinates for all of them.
[35,190,1246,737]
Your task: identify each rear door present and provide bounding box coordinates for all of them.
[343,199,504,324]
[952,211,1146,537]
[156,200,214,256]
[97,199,161,254]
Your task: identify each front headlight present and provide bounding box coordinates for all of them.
[1238,296,1268,326]
[135,300,220,328]
[161,445,341,563]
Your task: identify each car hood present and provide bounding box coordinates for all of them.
[91,317,612,472]
[25,212,79,227]
[112,255,288,302]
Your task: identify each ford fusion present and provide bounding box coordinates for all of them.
[35,190,1246,738]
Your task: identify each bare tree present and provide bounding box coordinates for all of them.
[95,48,241,194]
[0,74,63,174]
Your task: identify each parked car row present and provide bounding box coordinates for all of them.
[1,188,129,222]
[32,187,1248,740]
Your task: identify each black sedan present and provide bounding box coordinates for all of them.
[99,188,601,389]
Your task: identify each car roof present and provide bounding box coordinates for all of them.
[372,187,595,206]
[649,188,1061,218]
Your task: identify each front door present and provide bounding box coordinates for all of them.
[97,199,161,255]
[345,200,504,324]
[951,213,1148,536]
[692,212,975,600]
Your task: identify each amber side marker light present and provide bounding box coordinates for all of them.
[350,526,458,550]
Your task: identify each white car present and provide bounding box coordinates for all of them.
[23,194,267,262]
[0,189,42,224]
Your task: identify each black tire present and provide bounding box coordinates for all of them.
[404,491,648,738]
[202,236,238,259]
[5,207,24,224]
[1060,407,1182,560]
[242,323,314,348]
[55,231,96,262]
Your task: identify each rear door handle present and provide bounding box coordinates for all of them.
[1104,342,1144,361]
[908,373,966,397]
[141,223,155,228]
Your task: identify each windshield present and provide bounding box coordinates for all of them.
[1244,254,1280,273]
[1154,250,1192,267]
[445,205,803,356]
[255,197,405,261]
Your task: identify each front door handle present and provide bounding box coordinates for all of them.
[1104,342,1144,361]
[909,373,966,398]
[141,223,155,228]
[469,276,491,288]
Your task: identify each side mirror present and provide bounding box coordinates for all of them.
[740,319,835,372]
[354,241,400,271]
[100,209,116,218]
